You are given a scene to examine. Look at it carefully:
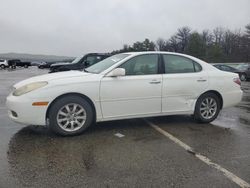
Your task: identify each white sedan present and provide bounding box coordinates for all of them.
[6,52,243,136]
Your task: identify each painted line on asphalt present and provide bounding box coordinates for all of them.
[145,120,250,188]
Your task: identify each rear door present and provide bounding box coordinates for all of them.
[161,54,208,113]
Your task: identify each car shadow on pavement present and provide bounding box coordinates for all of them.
[6,118,159,187]
[7,115,249,187]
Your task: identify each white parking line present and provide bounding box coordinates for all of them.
[145,120,250,188]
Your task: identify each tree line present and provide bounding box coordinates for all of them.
[111,23,250,63]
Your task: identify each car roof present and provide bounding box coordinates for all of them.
[121,51,207,63]
[85,53,110,56]
[122,51,201,58]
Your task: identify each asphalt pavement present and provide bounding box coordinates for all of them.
[0,67,250,188]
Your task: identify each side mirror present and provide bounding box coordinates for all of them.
[107,68,125,77]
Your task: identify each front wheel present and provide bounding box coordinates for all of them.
[48,96,94,136]
[194,93,220,123]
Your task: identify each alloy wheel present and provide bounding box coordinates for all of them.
[56,103,86,132]
[240,74,246,81]
[200,97,218,120]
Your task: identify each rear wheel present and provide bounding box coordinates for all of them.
[194,93,220,123]
[0,64,5,69]
[48,96,94,136]
[24,65,28,68]
[240,73,247,81]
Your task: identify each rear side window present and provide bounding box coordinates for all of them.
[163,55,202,73]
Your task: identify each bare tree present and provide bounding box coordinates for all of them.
[156,38,166,51]
[168,35,180,52]
[213,27,224,45]
[201,30,213,46]
[176,26,191,52]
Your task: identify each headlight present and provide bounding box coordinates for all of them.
[13,81,48,96]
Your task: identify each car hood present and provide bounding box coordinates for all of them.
[14,70,91,88]
[50,62,72,67]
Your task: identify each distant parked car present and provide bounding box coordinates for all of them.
[213,64,249,81]
[18,61,31,68]
[31,61,46,66]
[235,64,250,81]
[8,59,31,68]
[213,64,238,72]
[38,62,56,69]
[38,61,70,69]
[0,59,8,69]
[7,59,18,69]
[49,53,110,73]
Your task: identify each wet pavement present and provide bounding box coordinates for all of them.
[0,67,250,188]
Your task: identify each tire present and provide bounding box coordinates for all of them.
[0,64,5,69]
[24,65,28,68]
[240,73,247,81]
[194,93,221,123]
[48,95,94,136]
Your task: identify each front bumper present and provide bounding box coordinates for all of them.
[6,94,48,126]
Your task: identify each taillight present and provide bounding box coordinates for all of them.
[233,78,241,86]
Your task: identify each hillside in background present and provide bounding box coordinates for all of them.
[0,52,75,62]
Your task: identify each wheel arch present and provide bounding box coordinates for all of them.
[198,90,223,109]
[46,92,96,122]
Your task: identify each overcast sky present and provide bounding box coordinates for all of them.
[0,0,249,56]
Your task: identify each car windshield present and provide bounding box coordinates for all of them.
[85,54,129,73]
[236,64,248,70]
[70,56,84,64]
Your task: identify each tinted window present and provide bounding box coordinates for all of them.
[0,59,4,62]
[86,54,129,73]
[119,54,158,75]
[221,65,232,71]
[236,64,249,71]
[86,56,99,66]
[163,55,201,73]
[194,62,202,72]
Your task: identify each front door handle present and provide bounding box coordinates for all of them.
[149,81,161,84]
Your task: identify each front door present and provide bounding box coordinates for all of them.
[100,54,162,119]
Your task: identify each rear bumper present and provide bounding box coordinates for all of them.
[6,94,48,126]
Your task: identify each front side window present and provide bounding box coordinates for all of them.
[119,54,158,76]
[163,55,202,73]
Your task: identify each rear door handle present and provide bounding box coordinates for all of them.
[197,79,207,82]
